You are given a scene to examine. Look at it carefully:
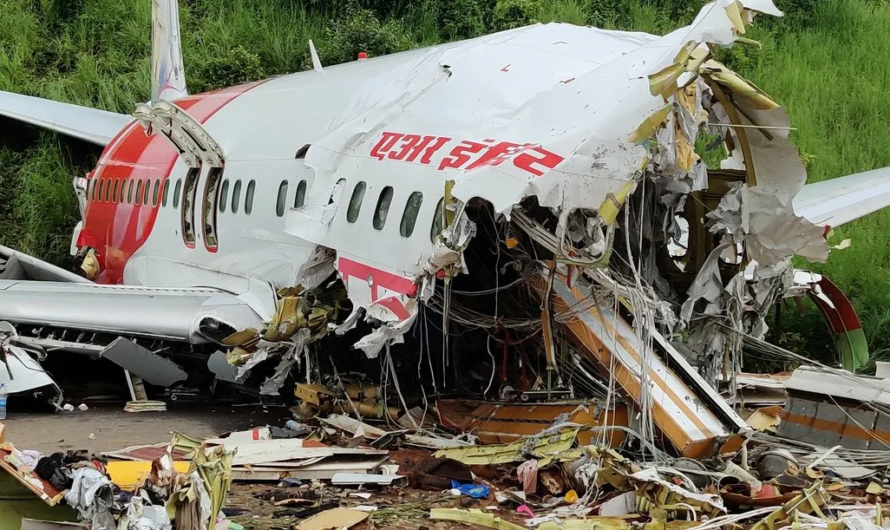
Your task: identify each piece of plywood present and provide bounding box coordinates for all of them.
[0,450,64,506]
[295,508,368,530]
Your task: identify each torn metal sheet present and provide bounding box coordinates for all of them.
[433,429,578,466]
[100,338,187,387]
[731,372,789,407]
[206,351,238,383]
[320,414,467,450]
[630,467,726,518]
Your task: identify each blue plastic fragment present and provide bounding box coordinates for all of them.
[451,479,491,499]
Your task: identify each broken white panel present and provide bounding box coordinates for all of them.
[207,351,239,383]
[354,311,417,359]
[600,491,637,516]
[331,473,408,486]
[0,344,58,395]
[297,246,337,290]
[744,186,828,265]
[321,414,467,449]
[630,467,726,513]
[258,328,310,396]
[100,337,187,387]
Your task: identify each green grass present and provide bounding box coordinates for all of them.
[1,0,890,368]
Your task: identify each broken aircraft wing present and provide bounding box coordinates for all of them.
[0,280,265,352]
[794,165,890,228]
[0,90,132,146]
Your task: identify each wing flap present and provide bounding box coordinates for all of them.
[0,90,131,146]
[794,166,890,228]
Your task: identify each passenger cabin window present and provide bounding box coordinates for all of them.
[120,179,128,203]
[373,186,394,230]
[113,179,120,203]
[294,180,306,208]
[347,182,366,223]
[400,192,423,237]
[127,179,135,204]
[152,179,160,206]
[106,180,113,202]
[276,181,289,217]
[143,180,150,205]
[173,178,182,208]
[203,168,222,250]
[220,180,229,213]
[431,198,444,242]
[181,167,200,246]
[98,180,105,202]
[162,180,169,206]
[245,180,256,215]
[90,180,97,201]
[231,180,242,213]
[135,180,143,205]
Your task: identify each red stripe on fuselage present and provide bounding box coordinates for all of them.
[79,81,266,284]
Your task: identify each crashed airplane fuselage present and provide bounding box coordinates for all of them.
[0,0,888,456]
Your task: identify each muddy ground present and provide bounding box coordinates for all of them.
[7,402,291,454]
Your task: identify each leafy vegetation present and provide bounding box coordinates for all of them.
[1,0,889,369]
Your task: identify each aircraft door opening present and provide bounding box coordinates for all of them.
[202,167,223,252]
[181,166,201,248]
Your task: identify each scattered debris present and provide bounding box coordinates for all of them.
[8,3,890,530]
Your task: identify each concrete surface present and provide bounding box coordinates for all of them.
[4,403,291,454]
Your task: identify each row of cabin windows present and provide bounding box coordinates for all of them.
[89,176,310,216]
[342,181,444,242]
[88,177,163,207]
